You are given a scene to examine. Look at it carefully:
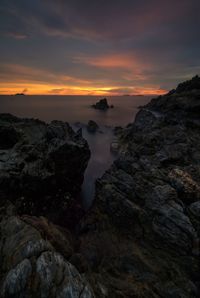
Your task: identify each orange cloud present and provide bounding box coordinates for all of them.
[0,63,92,86]
[73,53,151,83]
[73,53,147,71]
[0,82,166,96]
[0,62,167,96]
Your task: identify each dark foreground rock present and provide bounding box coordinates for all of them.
[0,206,93,298]
[78,76,200,297]
[92,98,113,110]
[0,114,90,216]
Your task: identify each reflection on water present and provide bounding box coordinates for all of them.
[0,95,151,207]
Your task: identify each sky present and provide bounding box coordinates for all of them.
[0,0,200,95]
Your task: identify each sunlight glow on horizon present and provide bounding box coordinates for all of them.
[0,83,167,96]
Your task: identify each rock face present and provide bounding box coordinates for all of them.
[78,76,200,297]
[92,98,111,110]
[0,207,93,298]
[0,114,90,215]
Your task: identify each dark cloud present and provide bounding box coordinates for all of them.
[0,0,199,93]
[1,0,199,42]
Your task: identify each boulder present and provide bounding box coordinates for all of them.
[0,215,93,298]
[87,120,99,133]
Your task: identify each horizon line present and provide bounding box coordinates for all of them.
[0,93,166,97]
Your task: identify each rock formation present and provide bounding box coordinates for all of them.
[0,114,93,297]
[0,205,93,298]
[0,114,90,216]
[78,76,200,297]
[92,98,113,110]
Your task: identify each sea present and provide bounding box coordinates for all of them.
[0,95,152,208]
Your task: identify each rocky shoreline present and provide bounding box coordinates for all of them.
[0,114,90,223]
[79,76,200,297]
[0,76,200,297]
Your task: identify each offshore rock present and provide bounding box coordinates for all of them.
[92,98,110,110]
[87,120,99,133]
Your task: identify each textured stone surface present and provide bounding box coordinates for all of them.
[0,114,90,215]
[0,215,93,298]
[189,201,200,219]
[78,77,200,297]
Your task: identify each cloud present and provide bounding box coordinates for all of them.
[1,0,199,43]
[0,1,199,94]
[103,86,166,96]
[48,88,66,94]
[73,54,142,69]
[0,63,92,86]
[5,32,28,39]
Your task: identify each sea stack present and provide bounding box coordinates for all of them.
[92,98,113,110]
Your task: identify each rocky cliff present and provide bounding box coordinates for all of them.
[78,76,200,297]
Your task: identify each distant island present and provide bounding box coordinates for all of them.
[14,93,26,96]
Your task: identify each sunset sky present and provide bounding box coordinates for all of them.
[0,0,199,95]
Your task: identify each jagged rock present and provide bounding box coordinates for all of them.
[0,114,90,215]
[145,185,178,211]
[21,215,74,259]
[152,204,197,253]
[79,77,200,297]
[176,75,200,93]
[92,98,110,110]
[0,215,93,298]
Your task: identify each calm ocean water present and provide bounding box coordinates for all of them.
[0,95,151,208]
